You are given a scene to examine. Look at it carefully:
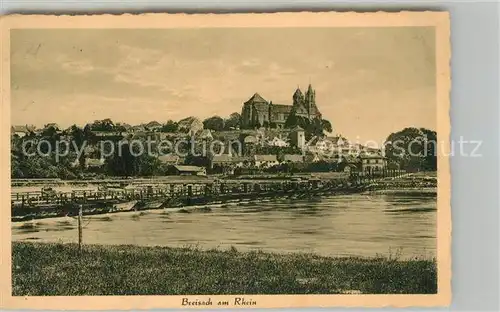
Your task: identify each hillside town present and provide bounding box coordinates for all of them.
[10,85,436,180]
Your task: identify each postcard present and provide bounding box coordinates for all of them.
[0,11,451,309]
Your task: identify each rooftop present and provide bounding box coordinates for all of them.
[174,165,204,172]
[245,93,268,104]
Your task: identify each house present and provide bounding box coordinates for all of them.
[305,153,321,163]
[70,158,81,168]
[115,123,132,131]
[327,135,348,147]
[243,135,258,144]
[253,155,279,168]
[92,131,126,138]
[178,116,204,135]
[11,125,35,137]
[315,139,333,152]
[167,165,206,176]
[359,153,387,172]
[145,121,162,131]
[158,154,180,165]
[267,136,289,147]
[282,154,304,163]
[210,154,250,168]
[340,164,357,173]
[85,158,105,168]
[243,135,259,156]
[209,154,251,174]
[289,126,305,149]
[84,145,97,155]
[130,125,146,133]
[198,129,213,140]
[157,132,185,140]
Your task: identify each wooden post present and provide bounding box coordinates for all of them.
[78,204,83,253]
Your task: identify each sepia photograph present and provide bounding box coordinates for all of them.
[1,12,451,309]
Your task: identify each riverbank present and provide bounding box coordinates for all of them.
[12,242,437,295]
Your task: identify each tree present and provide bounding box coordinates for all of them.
[40,125,60,153]
[106,142,137,176]
[384,127,437,172]
[224,112,241,130]
[90,118,114,131]
[69,125,85,148]
[321,119,333,133]
[203,116,224,131]
[161,120,179,132]
[114,123,128,132]
[419,128,437,171]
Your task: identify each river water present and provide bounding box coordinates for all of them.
[12,192,436,259]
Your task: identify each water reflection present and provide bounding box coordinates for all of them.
[12,193,436,259]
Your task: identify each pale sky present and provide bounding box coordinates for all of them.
[11,27,436,143]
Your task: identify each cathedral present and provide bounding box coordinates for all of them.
[241,84,322,129]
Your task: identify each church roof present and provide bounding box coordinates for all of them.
[270,104,292,113]
[245,93,268,104]
[293,88,303,96]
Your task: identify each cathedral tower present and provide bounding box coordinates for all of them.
[304,84,321,119]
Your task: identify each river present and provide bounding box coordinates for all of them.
[11,192,436,259]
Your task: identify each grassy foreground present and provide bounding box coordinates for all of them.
[12,242,436,296]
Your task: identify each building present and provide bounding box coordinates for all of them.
[253,155,279,168]
[289,126,306,149]
[305,153,321,163]
[144,121,162,131]
[167,165,206,176]
[130,125,146,133]
[84,158,105,168]
[115,122,132,131]
[242,135,258,156]
[11,125,35,137]
[210,154,249,168]
[281,154,304,163]
[198,129,213,140]
[209,154,251,174]
[158,154,180,165]
[241,84,322,129]
[315,138,333,152]
[267,136,289,147]
[359,153,387,172]
[178,116,203,135]
[327,135,348,147]
[93,131,126,138]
